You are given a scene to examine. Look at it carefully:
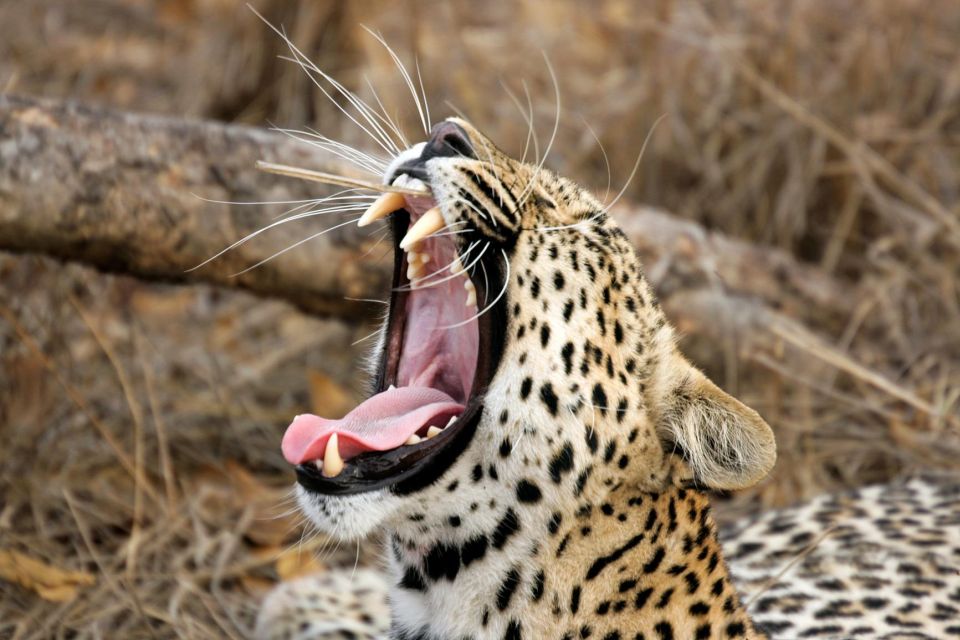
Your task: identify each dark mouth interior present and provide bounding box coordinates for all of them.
[290,195,504,496]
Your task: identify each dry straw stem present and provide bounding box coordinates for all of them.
[730,58,960,246]
[0,302,159,503]
[255,160,431,196]
[769,321,957,429]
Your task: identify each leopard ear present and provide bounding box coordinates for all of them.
[655,359,776,490]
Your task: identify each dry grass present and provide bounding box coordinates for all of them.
[0,0,958,636]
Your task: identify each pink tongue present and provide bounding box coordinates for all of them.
[281,386,463,465]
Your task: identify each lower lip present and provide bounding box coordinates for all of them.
[293,396,485,496]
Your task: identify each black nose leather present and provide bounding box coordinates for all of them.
[423,121,475,160]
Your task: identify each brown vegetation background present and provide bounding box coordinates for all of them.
[1,0,958,637]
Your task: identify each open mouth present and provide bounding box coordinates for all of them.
[281,132,505,495]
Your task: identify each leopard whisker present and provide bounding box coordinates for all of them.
[480,259,491,306]
[599,112,667,214]
[277,51,405,156]
[249,6,404,157]
[272,126,389,176]
[188,204,370,273]
[515,52,561,209]
[441,246,509,330]
[581,117,613,204]
[363,74,411,149]
[352,326,385,347]
[230,216,364,276]
[414,57,432,134]
[362,26,431,136]
[536,113,665,233]
[359,227,393,260]
[501,79,540,166]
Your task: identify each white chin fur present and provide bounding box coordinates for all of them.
[295,485,403,541]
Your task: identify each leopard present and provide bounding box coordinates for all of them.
[257,117,960,639]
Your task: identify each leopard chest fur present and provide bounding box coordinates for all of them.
[387,485,762,639]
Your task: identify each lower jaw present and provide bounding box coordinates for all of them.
[294,209,507,496]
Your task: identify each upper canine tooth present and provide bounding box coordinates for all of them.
[322,433,344,478]
[358,192,405,227]
[399,207,445,249]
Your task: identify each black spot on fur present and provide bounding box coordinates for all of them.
[643,547,666,573]
[461,535,488,567]
[497,567,522,611]
[492,509,521,549]
[531,570,545,601]
[549,442,575,483]
[634,587,654,610]
[540,383,559,415]
[424,543,460,581]
[585,533,646,580]
[520,377,533,399]
[400,566,426,592]
[516,480,543,503]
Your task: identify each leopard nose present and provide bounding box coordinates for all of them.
[424,121,475,159]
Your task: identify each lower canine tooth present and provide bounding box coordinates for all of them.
[322,433,344,478]
[427,426,443,438]
[405,434,422,445]
[466,290,477,306]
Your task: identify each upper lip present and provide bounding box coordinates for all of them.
[293,165,506,496]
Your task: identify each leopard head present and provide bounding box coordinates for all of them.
[282,117,776,540]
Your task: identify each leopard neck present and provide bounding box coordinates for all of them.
[385,484,764,639]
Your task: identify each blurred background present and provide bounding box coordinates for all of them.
[1,0,958,636]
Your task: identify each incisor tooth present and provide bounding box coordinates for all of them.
[420,253,431,264]
[399,207,445,249]
[322,433,344,478]
[358,192,405,227]
[427,426,443,438]
[407,262,422,281]
[405,434,422,445]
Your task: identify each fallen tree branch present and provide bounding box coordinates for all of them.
[0,94,849,331]
[0,94,386,318]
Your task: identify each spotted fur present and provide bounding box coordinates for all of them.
[258,119,959,639]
